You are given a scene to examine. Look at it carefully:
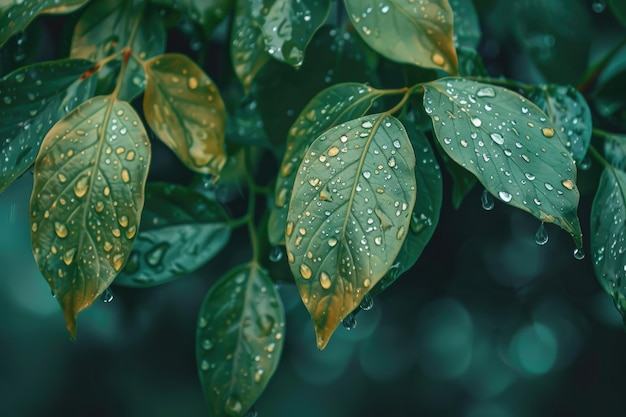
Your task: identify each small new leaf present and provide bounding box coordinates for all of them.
[0,58,95,192]
[591,167,626,323]
[143,53,227,176]
[268,82,384,245]
[30,96,151,338]
[286,114,416,349]
[345,0,458,74]
[197,264,284,417]
[115,183,231,287]
[423,78,582,248]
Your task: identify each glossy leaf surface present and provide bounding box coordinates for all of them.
[0,0,89,47]
[268,83,384,246]
[345,0,458,74]
[373,120,442,295]
[604,133,626,170]
[197,264,284,417]
[286,114,416,349]
[591,167,626,323]
[30,97,151,338]
[115,183,231,287]
[423,78,582,248]
[0,58,95,192]
[144,53,227,176]
[71,0,166,100]
[528,84,592,164]
[435,139,477,209]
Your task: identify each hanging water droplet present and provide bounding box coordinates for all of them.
[481,189,494,210]
[535,222,549,245]
[342,313,357,330]
[579,155,592,170]
[269,246,283,262]
[592,0,606,13]
[574,248,585,260]
[101,288,114,303]
[360,294,374,311]
[490,132,504,145]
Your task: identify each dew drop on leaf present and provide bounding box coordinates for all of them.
[100,288,114,303]
[535,222,549,245]
[498,191,512,203]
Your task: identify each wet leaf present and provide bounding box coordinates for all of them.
[528,84,592,164]
[373,120,442,295]
[603,133,626,170]
[30,96,151,338]
[149,0,233,36]
[449,0,481,49]
[434,138,478,209]
[143,53,227,176]
[345,0,458,74]
[591,167,626,323]
[71,0,166,100]
[423,77,582,248]
[197,264,284,417]
[115,183,231,287]
[286,114,416,349]
[268,82,384,246]
[609,0,626,27]
[0,58,96,192]
[0,0,89,48]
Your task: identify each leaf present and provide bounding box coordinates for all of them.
[372,119,442,295]
[0,0,89,48]
[344,0,458,74]
[457,46,488,77]
[149,0,233,37]
[268,82,385,246]
[115,183,231,287]
[0,58,96,192]
[527,84,592,164]
[591,167,626,323]
[286,114,416,349]
[604,133,626,170]
[230,0,331,89]
[71,0,166,100]
[423,77,582,248]
[449,0,481,49]
[609,0,626,27]
[196,264,284,417]
[30,96,151,338]
[143,53,227,176]
[434,138,477,209]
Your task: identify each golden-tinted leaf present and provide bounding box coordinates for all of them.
[30,96,151,338]
[143,53,227,176]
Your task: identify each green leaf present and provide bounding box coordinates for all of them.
[345,0,458,74]
[0,0,89,48]
[196,264,284,417]
[457,46,488,77]
[372,119,442,295]
[591,167,626,323]
[286,114,416,349]
[268,82,385,246]
[143,53,227,176]
[0,58,96,192]
[449,0,481,49]
[115,183,231,287]
[149,0,233,37]
[433,135,478,209]
[230,0,331,90]
[30,96,151,338]
[528,84,592,164]
[71,0,166,100]
[604,133,626,170]
[609,0,626,27]
[423,77,582,248]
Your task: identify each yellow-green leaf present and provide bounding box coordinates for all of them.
[344,0,458,74]
[286,114,416,349]
[30,96,151,338]
[0,0,89,47]
[143,53,227,176]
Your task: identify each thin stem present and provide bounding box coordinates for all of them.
[384,89,412,116]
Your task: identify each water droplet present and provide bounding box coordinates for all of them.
[362,171,371,179]
[592,0,606,13]
[431,53,445,66]
[225,395,243,414]
[328,238,338,247]
[63,248,76,265]
[541,127,555,138]
[535,223,549,245]
[300,264,312,279]
[561,179,575,190]
[73,176,89,198]
[121,169,130,183]
[574,248,585,260]
[269,246,283,262]
[101,288,114,303]
[498,191,512,202]
[360,294,374,310]
[201,339,214,350]
[188,77,198,89]
[146,242,168,266]
[118,215,129,228]
[363,278,371,288]
[200,359,210,371]
[328,146,340,156]
[477,87,496,97]
[524,172,536,181]
[361,120,373,129]
[320,271,332,289]
[54,222,68,238]
[393,140,401,149]
[481,189,494,210]
[470,117,482,127]
[342,313,357,330]
[285,221,294,237]
[579,155,592,170]
[490,132,504,145]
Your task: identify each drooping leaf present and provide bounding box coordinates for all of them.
[255,25,376,146]
[527,84,592,164]
[268,82,385,246]
[30,96,151,338]
[423,77,582,248]
[373,119,442,295]
[143,53,227,176]
[196,264,284,417]
[115,183,231,287]
[71,0,166,100]
[149,0,233,37]
[286,114,416,349]
[0,58,96,192]
[449,0,481,48]
[0,0,89,48]
[591,167,626,323]
[344,0,458,74]
[609,0,626,27]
